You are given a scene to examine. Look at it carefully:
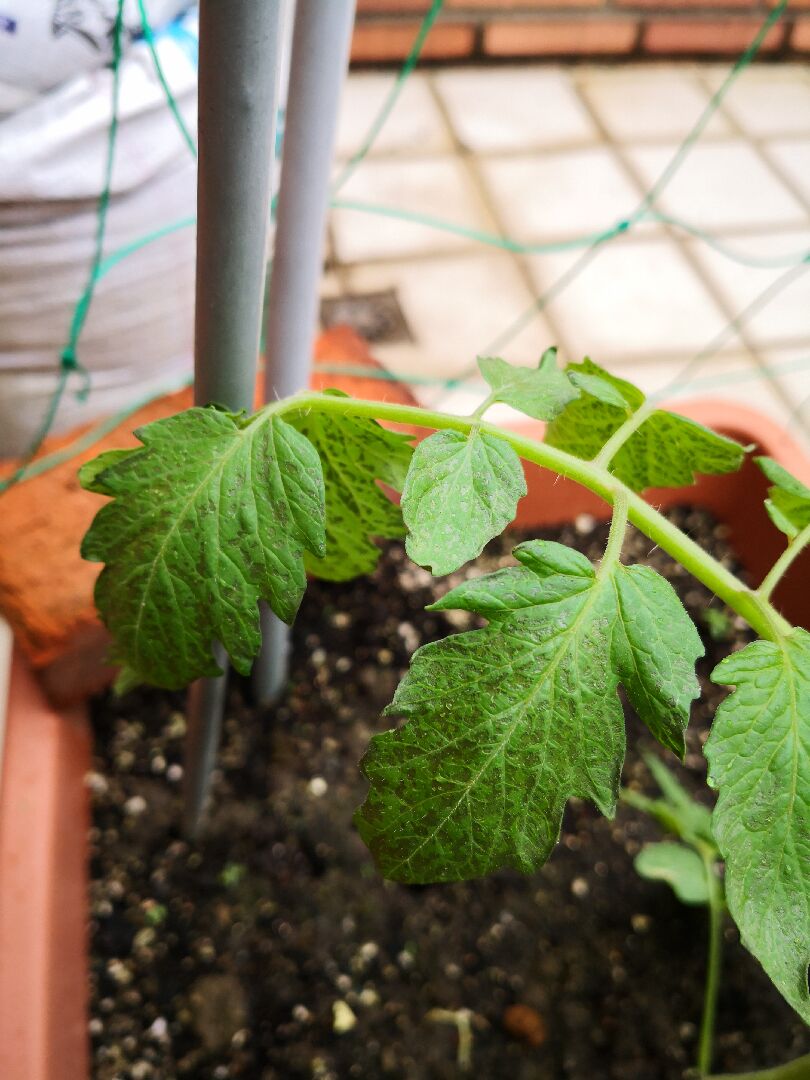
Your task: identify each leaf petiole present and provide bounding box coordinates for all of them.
[599,490,629,574]
[264,391,791,643]
[593,400,655,470]
[469,391,498,420]
[757,520,810,602]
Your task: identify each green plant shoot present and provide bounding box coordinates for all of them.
[623,755,724,1074]
[78,353,810,1026]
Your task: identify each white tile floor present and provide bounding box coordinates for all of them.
[578,67,732,142]
[702,65,810,139]
[344,253,554,385]
[763,139,810,205]
[331,156,493,261]
[526,237,730,359]
[335,72,451,159]
[479,147,640,241]
[627,141,807,231]
[433,67,597,152]
[687,228,810,347]
[324,63,810,451]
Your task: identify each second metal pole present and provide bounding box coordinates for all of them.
[184,0,284,835]
[254,0,357,703]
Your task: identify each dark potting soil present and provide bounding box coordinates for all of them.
[88,508,810,1080]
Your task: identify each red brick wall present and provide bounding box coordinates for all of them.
[351,1,809,62]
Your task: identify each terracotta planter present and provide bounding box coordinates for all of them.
[0,647,90,1080]
[1,395,808,1080]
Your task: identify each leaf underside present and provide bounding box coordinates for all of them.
[706,629,810,1023]
[756,456,810,539]
[634,842,710,905]
[290,394,413,582]
[401,429,526,576]
[356,541,703,884]
[477,349,579,421]
[546,359,746,492]
[78,448,138,493]
[81,407,326,689]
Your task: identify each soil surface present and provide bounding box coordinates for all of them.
[88,509,810,1080]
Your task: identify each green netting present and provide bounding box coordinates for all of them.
[1,0,805,495]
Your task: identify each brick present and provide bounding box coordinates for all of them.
[618,0,753,6]
[484,18,638,55]
[351,21,476,61]
[643,18,785,53]
[793,17,810,46]
[356,0,432,12]
[446,0,602,8]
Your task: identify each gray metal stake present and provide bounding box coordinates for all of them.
[254,0,357,703]
[184,0,284,836]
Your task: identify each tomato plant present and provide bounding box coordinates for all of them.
[79,352,810,1036]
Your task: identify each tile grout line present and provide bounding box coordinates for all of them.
[329,71,809,269]
[423,69,575,363]
[327,214,810,274]
[695,70,810,220]
[692,69,810,434]
[568,70,797,410]
[332,125,779,165]
[327,68,809,432]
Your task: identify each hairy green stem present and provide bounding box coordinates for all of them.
[757,521,810,601]
[706,1053,810,1080]
[471,391,498,420]
[619,785,724,1077]
[593,401,656,470]
[256,391,792,642]
[601,490,629,573]
[697,854,724,1077]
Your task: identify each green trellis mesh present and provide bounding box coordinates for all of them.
[1,0,806,495]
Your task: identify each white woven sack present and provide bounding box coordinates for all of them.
[0,8,198,458]
[0,0,188,114]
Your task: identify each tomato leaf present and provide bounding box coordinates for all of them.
[643,754,714,846]
[568,367,632,409]
[756,456,810,540]
[78,449,138,494]
[635,842,710,905]
[477,348,579,421]
[81,407,325,688]
[356,540,702,883]
[290,394,413,581]
[401,429,526,576]
[706,630,810,1023]
[546,359,746,492]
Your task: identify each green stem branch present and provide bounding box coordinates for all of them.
[706,1053,810,1080]
[258,391,792,642]
[619,787,686,838]
[601,490,629,573]
[757,521,810,601]
[470,391,498,420]
[697,854,724,1077]
[593,401,655,470]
